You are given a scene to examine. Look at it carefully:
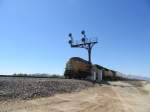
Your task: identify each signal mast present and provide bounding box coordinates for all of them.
[68,30,98,64]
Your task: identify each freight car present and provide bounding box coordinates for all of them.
[94,65,116,80]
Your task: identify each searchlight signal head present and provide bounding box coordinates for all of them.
[81,30,86,37]
[68,33,73,45]
[68,33,72,38]
[81,30,86,44]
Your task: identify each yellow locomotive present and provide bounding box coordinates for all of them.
[64,57,91,79]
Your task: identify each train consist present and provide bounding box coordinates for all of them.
[64,57,126,81]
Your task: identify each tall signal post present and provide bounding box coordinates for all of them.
[68,30,98,64]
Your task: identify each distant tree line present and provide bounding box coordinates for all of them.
[11,73,64,78]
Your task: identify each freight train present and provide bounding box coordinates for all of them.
[64,57,126,81]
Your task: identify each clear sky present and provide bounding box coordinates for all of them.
[0,0,150,77]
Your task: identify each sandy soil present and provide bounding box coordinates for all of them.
[0,81,150,112]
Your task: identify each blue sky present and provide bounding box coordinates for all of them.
[0,0,150,77]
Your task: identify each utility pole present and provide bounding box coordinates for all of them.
[68,30,98,64]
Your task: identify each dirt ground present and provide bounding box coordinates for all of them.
[0,81,150,112]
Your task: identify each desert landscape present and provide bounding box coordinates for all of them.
[0,77,150,112]
[0,0,150,112]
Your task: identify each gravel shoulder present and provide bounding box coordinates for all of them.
[0,77,93,101]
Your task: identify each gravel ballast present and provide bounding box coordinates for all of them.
[0,77,94,101]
